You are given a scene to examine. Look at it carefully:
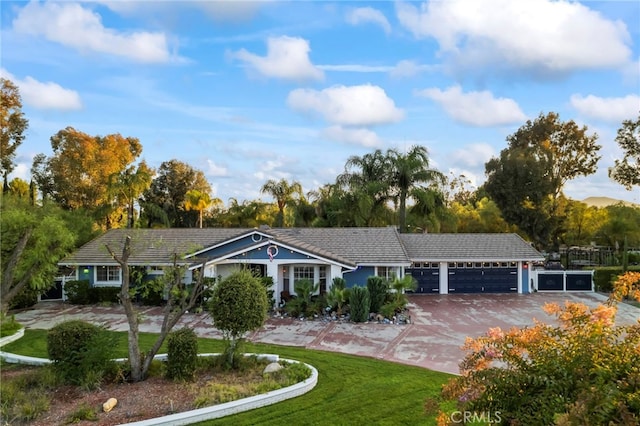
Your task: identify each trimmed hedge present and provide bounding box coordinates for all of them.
[65,280,120,305]
[594,266,640,292]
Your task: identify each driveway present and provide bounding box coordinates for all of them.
[11,292,639,375]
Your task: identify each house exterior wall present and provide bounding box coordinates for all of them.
[343,266,375,287]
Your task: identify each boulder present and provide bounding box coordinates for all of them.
[263,362,283,374]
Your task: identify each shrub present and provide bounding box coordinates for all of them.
[8,286,39,310]
[46,320,118,389]
[285,280,319,318]
[91,286,120,304]
[366,276,388,313]
[261,276,276,310]
[349,286,370,323]
[166,327,198,381]
[64,280,91,304]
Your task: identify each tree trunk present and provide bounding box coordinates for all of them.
[107,236,143,382]
[1,229,33,315]
[399,189,407,233]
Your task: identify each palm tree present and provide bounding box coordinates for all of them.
[337,149,394,226]
[387,146,444,233]
[184,189,213,228]
[108,162,153,228]
[260,178,303,227]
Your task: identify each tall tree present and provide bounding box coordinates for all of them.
[609,114,640,191]
[183,189,213,228]
[108,162,153,229]
[260,178,303,227]
[387,145,444,233]
[37,127,144,228]
[485,112,600,249]
[0,78,28,190]
[0,195,78,314]
[141,159,211,228]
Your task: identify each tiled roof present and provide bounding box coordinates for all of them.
[399,233,544,262]
[270,227,410,265]
[61,228,543,266]
[60,228,250,266]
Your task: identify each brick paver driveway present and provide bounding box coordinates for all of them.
[12,292,638,374]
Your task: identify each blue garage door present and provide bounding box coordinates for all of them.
[406,263,440,293]
[448,262,518,293]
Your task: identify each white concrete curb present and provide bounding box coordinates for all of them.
[0,347,318,425]
[0,328,24,347]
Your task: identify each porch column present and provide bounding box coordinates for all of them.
[266,261,280,305]
[328,265,343,290]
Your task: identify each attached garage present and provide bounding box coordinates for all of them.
[400,233,544,294]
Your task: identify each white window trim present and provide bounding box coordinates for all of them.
[94,266,122,287]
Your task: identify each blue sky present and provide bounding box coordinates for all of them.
[2,0,639,205]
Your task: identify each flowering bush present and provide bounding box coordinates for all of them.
[433,272,640,425]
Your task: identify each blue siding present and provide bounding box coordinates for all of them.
[228,245,314,262]
[197,234,267,258]
[79,266,93,284]
[343,266,375,288]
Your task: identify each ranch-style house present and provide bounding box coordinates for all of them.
[56,227,549,304]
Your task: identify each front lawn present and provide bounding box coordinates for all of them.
[3,330,454,425]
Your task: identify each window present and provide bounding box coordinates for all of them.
[377,266,400,280]
[96,266,120,283]
[294,266,314,283]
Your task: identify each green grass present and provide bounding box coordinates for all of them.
[3,330,454,425]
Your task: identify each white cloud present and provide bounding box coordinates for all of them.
[389,60,437,78]
[570,94,640,124]
[206,160,229,177]
[346,7,391,34]
[1,68,82,111]
[396,0,632,75]
[231,36,324,82]
[322,125,383,148]
[450,143,495,168]
[12,1,173,63]
[417,85,526,127]
[287,84,404,126]
[318,64,392,73]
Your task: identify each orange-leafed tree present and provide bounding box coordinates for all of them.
[37,127,144,228]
